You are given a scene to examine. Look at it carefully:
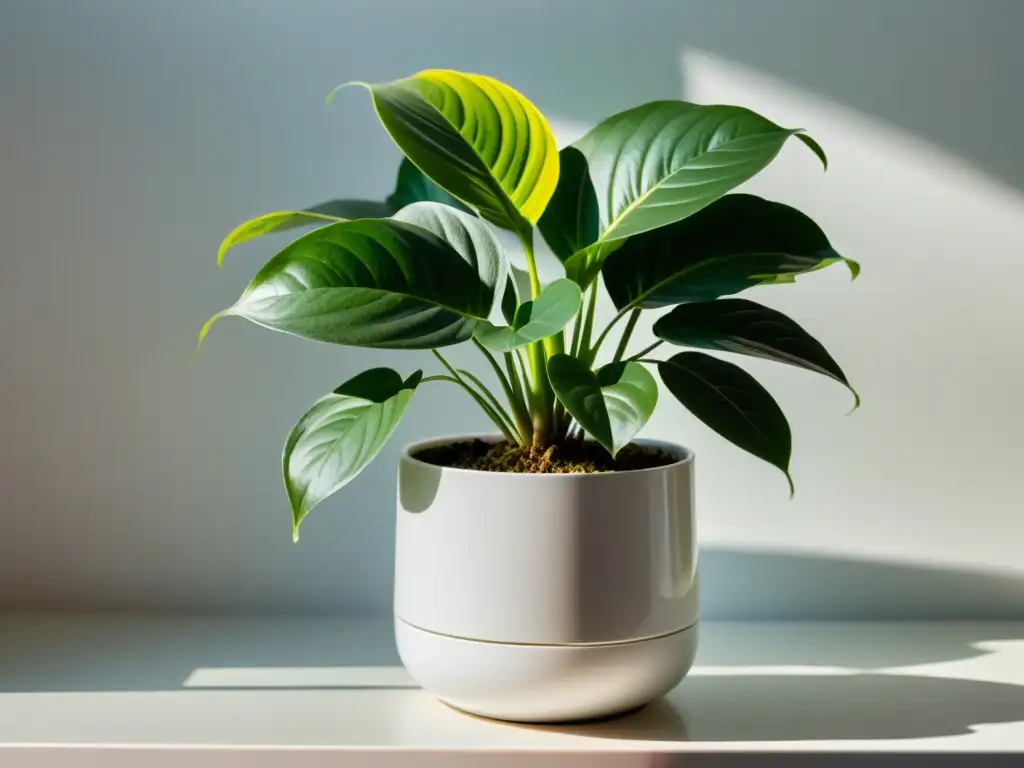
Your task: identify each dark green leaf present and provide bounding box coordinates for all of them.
[202,218,493,350]
[284,367,420,540]
[476,279,582,351]
[654,299,859,408]
[392,201,505,296]
[386,157,469,213]
[501,265,533,325]
[602,194,855,310]
[576,101,824,243]
[547,355,658,456]
[537,146,599,262]
[659,352,793,493]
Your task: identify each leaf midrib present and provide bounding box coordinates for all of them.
[597,129,792,243]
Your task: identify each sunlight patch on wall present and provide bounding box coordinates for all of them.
[653,49,1024,572]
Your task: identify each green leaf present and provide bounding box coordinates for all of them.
[392,201,505,299]
[339,69,559,234]
[284,367,421,540]
[576,101,824,243]
[602,194,854,310]
[537,146,599,262]
[658,352,793,493]
[216,199,391,267]
[386,157,469,213]
[204,218,493,350]
[547,354,658,456]
[653,298,859,409]
[501,265,532,325]
[476,279,582,351]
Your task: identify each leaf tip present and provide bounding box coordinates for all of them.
[326,80,370,105]
[795,132,828,172]
[845,258,862,281]
[192,310,229,362]
[785,470,796,499]
[846,387,862,415]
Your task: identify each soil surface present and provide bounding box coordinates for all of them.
[413,439,678,474]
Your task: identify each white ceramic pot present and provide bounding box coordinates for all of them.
[394,435,699,723]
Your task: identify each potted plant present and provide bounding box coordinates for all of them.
[198,69,859,723]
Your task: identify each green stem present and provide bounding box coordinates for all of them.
[458,368,520,441]
[431,350,517,442]
[515,228,555,446]
[587,306,629,366]
[503,351,533,441]
[473,339,531,442]
[611,308,642,364]
[626,340,664,362]
[577,283,599,361]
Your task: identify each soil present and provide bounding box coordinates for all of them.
[413,439,678,474]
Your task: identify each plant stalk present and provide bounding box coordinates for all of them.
[610,308,642,364]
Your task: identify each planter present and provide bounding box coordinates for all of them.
[394,435,699,723]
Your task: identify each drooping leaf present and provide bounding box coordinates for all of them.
[201,218,493,350]
[386,157,469,213]
[577,101,825,243]
[658,352,793,492]
[602,194,856,310]
[547,354,658,456]
[392,201,505,300]
[216,199,392,267]
[284,368,421,540]
[338,70,559,234]
[654,299,859,409]
[476,279,582,351]
[537,146,599,262]
[501,265,532,325]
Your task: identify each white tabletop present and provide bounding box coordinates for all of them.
[1,615,1022,767]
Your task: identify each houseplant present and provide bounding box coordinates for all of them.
[199,69,859,722]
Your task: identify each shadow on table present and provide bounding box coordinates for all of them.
[526,674,1024,743]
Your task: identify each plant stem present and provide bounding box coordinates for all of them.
[457,368,520,442]
[431,350,517,442]
[473,338,531,441]
[577,283,599,361]
[611,308,642,364]
[515,228,555,447]
[626,340,664,362]
[587,306,629,366]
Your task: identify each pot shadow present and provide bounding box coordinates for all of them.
[519,673,1024,743]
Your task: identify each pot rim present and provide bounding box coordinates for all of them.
[400,433,694,478]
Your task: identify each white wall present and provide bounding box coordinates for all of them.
[1,0,1022,618]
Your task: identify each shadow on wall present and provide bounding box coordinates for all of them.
[700,547,1024,622]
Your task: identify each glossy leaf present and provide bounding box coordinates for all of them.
[654,299,859,408]
[602,194,854,310]
[658,352,793,492]
[501,265,532,325]
[340,70,559,234]
[386,157,469,213]
[537,146,599,262]
[284,368,421,540]
[392,202,505,300]
[203,218,493,350]
[476,279,582,351]
[547,354,658,456]
[216,199,391,267]
[571,100,823,273]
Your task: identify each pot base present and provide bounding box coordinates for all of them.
[395,617,698,723]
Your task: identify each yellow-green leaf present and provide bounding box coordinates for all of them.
[338,70,559,234]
